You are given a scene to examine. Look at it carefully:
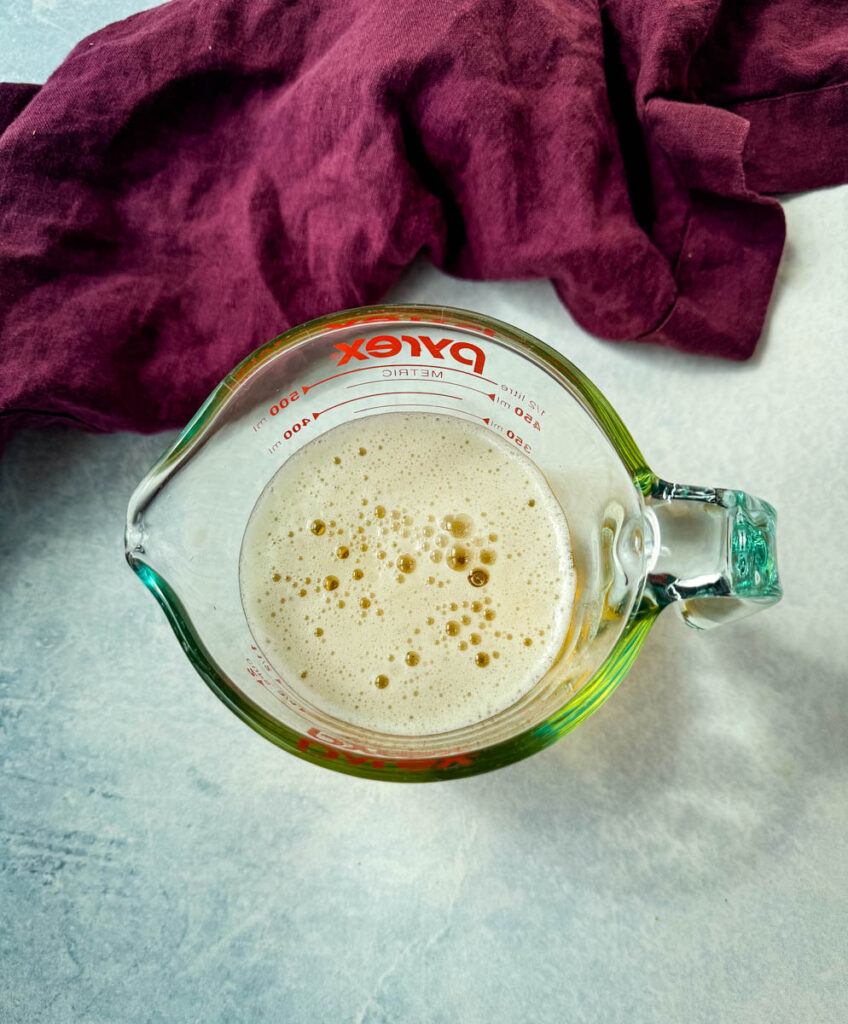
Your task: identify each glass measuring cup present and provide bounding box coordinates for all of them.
[125,304,781,781]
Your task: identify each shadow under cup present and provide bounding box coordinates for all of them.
[125,305,675,781]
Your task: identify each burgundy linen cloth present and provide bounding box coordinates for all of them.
[1,0,847,443]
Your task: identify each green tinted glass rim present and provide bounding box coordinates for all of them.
[131,303,658,781]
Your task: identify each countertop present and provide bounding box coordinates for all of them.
[2,5,847,1022]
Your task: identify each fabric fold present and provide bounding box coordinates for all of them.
[639,97,785,358]
[1,0,847,444]
[0,82,39,133]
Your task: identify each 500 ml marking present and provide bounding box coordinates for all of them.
[270,390,301,415]
[252,389,302,432]
[267,416,311,454]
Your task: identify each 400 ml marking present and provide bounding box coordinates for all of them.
[267,416,312,454]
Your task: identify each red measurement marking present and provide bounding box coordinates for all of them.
[349,402,469,416]
[303,363,497,393]
[352,404,491,423]
[513,405,543,431]
[312,391,462,419]
[346,378,495,399]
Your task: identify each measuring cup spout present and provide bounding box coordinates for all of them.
[125,513,146,560]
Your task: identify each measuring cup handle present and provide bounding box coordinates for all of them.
[642,478,782,630]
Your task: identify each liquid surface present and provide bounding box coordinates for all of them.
[239,413,575,735]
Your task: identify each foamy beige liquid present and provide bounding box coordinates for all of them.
[239,413,575,735]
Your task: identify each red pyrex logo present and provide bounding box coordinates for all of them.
[333,334,486,376]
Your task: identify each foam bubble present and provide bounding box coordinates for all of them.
[239,412,575,735]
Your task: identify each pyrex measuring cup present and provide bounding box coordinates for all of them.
[125,304,781,781]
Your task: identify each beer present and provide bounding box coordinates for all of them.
[239,413,575,735]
